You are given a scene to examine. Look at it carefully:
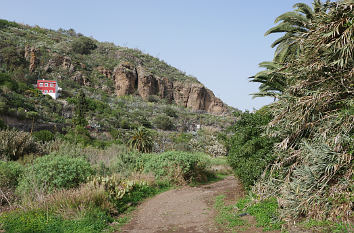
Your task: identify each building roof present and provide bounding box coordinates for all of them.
[37,80,56,83]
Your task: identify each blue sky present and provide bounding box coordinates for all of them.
[1,0,314,111]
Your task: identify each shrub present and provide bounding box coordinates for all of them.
[33,130,54,142]
[0,73,18,91]
[91,175,165,213]
[147,95,160,103]
[0,118,6,129]
[111,151,141,176]
[164,107,178,118]
[0,161,23,205]
[71,36,97,55]
[0,129,39,161]
[0,47,27,69]
[153,115,175,130]
[227,110,276,189]
[64,126,92,146]
[17,154,93,195]
[0,19,19,29]
[0,161,23,189]
[141,151,211,184]
[128,127,153,153]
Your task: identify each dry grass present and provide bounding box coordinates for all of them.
[20,183,114,218]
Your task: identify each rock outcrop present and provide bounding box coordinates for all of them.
[113,62,137,96]
[96,66,112,78]
[25,46,38,73]
[113,63,228,115]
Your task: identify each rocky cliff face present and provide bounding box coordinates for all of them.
[113,63,228,115]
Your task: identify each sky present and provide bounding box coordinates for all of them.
[1,0,314,111]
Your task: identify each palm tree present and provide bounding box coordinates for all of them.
[128,127,153,153]
[250,1,326,98]
[249,61,285,99]
[265,0,325,62]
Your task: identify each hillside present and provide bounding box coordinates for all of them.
[0,19,237,151]
[0,19,229,114]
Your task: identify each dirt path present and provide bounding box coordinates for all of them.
[118,176,277,233]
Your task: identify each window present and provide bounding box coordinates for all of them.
[44,90,48,93]
[45,83,48,87]
[49,90,53,93]
[50,84,54,87]
[39,83,43,87]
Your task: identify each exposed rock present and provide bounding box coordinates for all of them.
[29,47,38,72]
[204,90,227,115]
[113,62,137,96]
[62,56,72,70]
[96,66,112,78]
[24,45,31,61]
[173,81,192,107]
[137,66,158,100]
[157,77,174,101]
[71,71,89,86]
[112,64,228,115]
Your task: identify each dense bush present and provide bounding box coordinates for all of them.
[164,107,178,118]
[227,109,276,189]
[17,154,93,195]
[0,161,23,204]
[0,73,18,91]
[33,130,55,142]
[153,115,175,130]
[0,19,19,29]
[0,47,27,70]
[71,36,97,55]
[0,129,39,161]
[0,161,23,189]
[141,151,211,184]
[64,126,92,146]
[111,151,141,176]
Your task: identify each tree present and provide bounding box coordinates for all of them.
[256,1,353,221]
[265,0,325,62]
[250,1,326,98]
[128,127,153,153]
[71,37,97,55]
[73,90,88,127]
[249,61,285,99]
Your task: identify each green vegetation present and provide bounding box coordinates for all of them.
[0,129,39,161]
[214,195,283,232]
[17,154,93,195]
[141,151,211,184]
[0,14,234,233]
[153,114,175,130]
[33,130,54,142]
[0,130,220,232]
[0,208,112,233]
[227,109,276,189]
[214,195,246,230]
[71,36,97,55]
[73,90,88,127]
[128,127,153,153]
[301,219,353,233]
[225,0,353,231]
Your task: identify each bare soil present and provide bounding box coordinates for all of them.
[118,176,280,233]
